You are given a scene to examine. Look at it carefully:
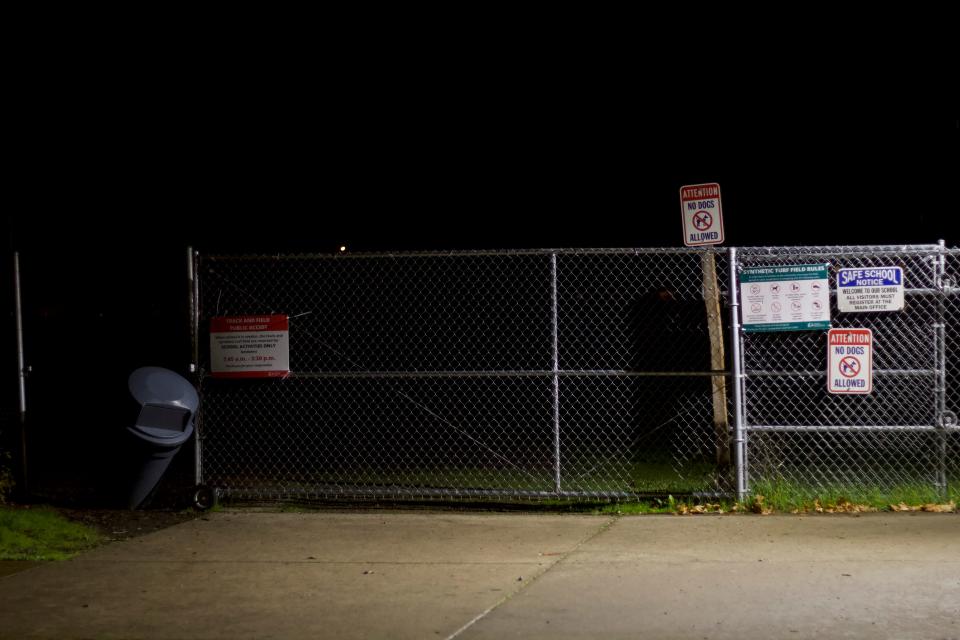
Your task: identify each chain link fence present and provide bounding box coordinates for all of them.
[193,245,959,503]
[195,249,732,501]
[736,245,959,502]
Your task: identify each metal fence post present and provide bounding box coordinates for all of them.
[188,247,202,487]
[550,252,561,495]
[935,239,948,500]
[13,252,28,497]
[188,247,199,374]
[727,248,747,501]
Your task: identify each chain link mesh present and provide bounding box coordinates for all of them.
[197,249,732,501]
[738,246,957,500]
[194,246,958,502]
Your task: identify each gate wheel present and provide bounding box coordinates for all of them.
[192,485,218,511]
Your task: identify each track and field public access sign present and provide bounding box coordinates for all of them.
[837,266,904,313]
[210,315,290,378]
[827,328,873,394]
[679,182,724,246]
[740,264,831,332]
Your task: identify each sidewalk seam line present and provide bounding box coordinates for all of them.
[444,515,619,640]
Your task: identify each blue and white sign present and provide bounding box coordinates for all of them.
[837,266,904,313]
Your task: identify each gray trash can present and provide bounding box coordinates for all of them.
[125,367,198,509]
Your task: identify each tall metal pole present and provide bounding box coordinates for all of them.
[936,240,948,500]
[188,247,202,487]
[188,246,199,374]
[13,252,28,496]
[727,248,747,500]
[551,253,561,495]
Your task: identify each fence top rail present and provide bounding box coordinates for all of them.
[201,247,731,261]
[736,244,944,257]
[200,244,951,262]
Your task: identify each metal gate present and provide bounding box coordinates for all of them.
[731,243,959,502]
[192,248,732,501]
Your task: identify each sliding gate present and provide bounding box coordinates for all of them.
[193,248,732,501]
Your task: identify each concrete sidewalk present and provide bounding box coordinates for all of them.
[0,511,957,639]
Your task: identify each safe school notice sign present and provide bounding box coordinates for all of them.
[210,315,290,378]
[837,266,904,313]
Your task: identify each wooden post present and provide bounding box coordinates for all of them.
[701,251,730,467]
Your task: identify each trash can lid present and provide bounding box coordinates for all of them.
[128,367,199,412]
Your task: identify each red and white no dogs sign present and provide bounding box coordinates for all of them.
[680,182,724,246]
[828,328,873,394]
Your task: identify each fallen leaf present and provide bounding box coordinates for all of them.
[921,502,957,513]
[830,500,876,513]
[890,502,917,512]
[750,495,771,514]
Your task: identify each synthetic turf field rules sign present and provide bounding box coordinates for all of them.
[680,182,724,246]
[740,264,831,332]
[828,328,873,394]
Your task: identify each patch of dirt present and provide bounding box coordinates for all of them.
[57,508,200,542]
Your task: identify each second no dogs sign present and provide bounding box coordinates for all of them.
[827,328,873,394]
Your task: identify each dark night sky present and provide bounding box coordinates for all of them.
[6,116,957,254]
[5,34,957,252]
